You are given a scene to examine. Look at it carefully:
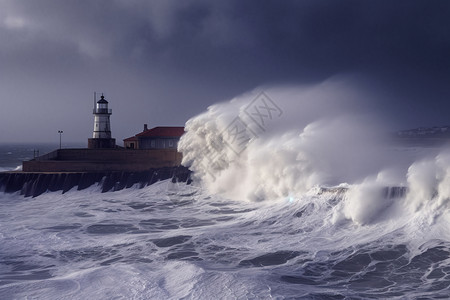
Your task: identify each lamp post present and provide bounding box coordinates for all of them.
[58,130,63,149]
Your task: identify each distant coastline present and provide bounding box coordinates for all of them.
[396,125,450,138]
[393,126,450,147]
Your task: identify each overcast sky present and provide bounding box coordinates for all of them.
[1,0,450,144]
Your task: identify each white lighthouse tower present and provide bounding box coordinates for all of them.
[88,94,116,149]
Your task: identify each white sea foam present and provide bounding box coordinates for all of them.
[1,176,449,299]
[0,165,22,172]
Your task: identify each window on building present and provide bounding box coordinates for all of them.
[169,140,174,148]
[151,140,155,148]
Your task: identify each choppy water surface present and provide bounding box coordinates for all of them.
[1,180,449,299]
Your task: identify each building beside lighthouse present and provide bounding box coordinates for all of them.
[123,125,184,149]
[21,93,184,173]
[88,94,116,149]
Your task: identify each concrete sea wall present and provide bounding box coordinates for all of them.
[0,166,191,198]
[23,148,183,172]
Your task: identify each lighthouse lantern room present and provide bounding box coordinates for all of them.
[88,94,116,149]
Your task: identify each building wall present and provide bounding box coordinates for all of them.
[124,140,138,149]
[138,137,179,149]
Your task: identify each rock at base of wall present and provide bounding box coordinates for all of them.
[0,166,192,198]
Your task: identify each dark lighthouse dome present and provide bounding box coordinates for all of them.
[97,95,108,104]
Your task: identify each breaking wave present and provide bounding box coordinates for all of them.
[179,80,450,226]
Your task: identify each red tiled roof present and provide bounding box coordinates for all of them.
[123,136,138,142]
[136,126,185,138]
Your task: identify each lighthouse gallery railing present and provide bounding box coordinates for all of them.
[93,108,112,114]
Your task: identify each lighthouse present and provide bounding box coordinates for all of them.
[87,94,116,149]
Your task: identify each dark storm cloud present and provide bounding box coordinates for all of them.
[125,0,450,80]
[5,0,450,79]
[1,0,450,142]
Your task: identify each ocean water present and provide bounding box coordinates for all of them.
[2,146,449,299]
[2,85,450,299]
[0,175,449,299]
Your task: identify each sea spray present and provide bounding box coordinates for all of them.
[341,171,404,225]
[406,151,450,221]
[334,150,450,227]
[178,80,450,234]
[179,81,401,202]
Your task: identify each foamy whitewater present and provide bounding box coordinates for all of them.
[1,81,450,299]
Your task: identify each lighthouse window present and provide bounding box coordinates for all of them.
[96,124,98,128]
